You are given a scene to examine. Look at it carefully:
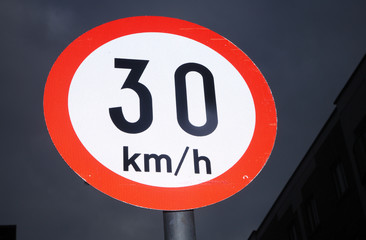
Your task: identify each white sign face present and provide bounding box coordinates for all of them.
[44,16,277,210]
[68,32,256,188]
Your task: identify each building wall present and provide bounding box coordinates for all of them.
[0,225,16,240]
[248,55,366,240]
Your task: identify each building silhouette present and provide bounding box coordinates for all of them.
[248,55,366,240]
[0,225,16,240]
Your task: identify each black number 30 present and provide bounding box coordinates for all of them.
[110,58,218,136]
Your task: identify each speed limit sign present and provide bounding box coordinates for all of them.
[44,16,277,210]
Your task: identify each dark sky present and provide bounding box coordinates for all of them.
[1,0,366,239]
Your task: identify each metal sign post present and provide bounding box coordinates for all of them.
[163,210,196,240]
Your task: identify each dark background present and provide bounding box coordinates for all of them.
[1,0,366,239]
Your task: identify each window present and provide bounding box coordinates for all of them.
[305,198,320,232]
[353,126,366,184]
[332,162,348,198]
[289,223,299,240]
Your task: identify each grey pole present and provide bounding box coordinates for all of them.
[163,210,196,240]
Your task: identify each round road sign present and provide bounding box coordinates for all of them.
[44,16,277,210]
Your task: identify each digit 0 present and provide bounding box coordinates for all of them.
[174,63,218,136]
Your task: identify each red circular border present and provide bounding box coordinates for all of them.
[44,16,277,210]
